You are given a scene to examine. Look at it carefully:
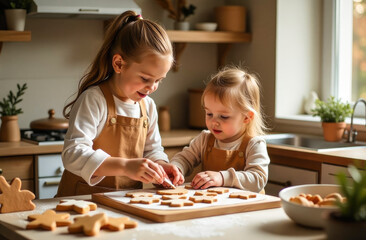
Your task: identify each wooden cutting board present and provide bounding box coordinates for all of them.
[92,189,281,223]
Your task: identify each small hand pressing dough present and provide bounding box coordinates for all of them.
[129,197,160,204]
[125,191,154,198]
[56,199,97,214]
[27,209,72,231]
[102,217,138,231]
[68,213,108,236]
[229,191,257,200]
[156,187,188,195]
[0,176,36,213]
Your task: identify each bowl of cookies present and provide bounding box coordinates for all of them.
[279,184,344,228]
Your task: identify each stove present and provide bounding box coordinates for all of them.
[21,129,66,145]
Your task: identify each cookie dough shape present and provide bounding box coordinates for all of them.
[0,176,35,213]
[129,197,160,204]
[27,209,72,231]
[156,187,188,195]
[125,191,154,198]
[56,199,97,214]
[102,217,138,231]
[207,187,230,194]
[68,213,108,236]
[229,191,257,200]
[189,195,218,204]
[194,191,218,197]
[161,198,195,207]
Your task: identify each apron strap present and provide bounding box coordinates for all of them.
[99,81,117,119]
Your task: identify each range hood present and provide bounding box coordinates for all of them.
[28,0,141,19]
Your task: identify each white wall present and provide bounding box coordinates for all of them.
[275,0,322,116]
[0,0,276,130]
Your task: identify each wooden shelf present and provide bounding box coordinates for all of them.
[166,30,252,71]
[0,30,31,53]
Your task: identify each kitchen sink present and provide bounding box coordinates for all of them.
[264,133,366,152]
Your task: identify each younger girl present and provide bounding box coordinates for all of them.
[165,66,270,192]
[56,11,182,197]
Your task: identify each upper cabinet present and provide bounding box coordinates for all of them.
[0,30,31,53]
[166,30,252,71]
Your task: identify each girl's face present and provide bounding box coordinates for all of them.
[113,53,172,103]
[204,93,248,143]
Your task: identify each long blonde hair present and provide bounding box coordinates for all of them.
[63,10,173,118]
[202,66,267,137]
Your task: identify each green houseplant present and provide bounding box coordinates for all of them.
[311,96,353,142]
[324,164,366,240]
[1,0,32,31]
[0,83,27,142]
[155,0,196,30]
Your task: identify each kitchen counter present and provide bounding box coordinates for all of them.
[0,194,325,240]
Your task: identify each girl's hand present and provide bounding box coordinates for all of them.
[191,171,223,189]
[157,161,185,187]
[122,158,165,184]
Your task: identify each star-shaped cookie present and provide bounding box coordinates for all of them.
[129,197,160,204]
[161,195,194,207]
[27,209,72,231]
[189,195,218,204]
[68,213,108,236]
[0,176,35,213]
[125,192,154,198]
[102,217,138,231]
[207,187,229,194]
[229,191,257,199]
[194,191,218,197]
[156,187,188,195]
[56,199,97,214]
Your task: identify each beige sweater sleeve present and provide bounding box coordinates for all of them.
[170,130,210,176]
[220,136,270,192]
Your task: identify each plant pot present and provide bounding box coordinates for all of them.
[324,211,366,240]
[0,115,21,142]
[4,9,26,31]
[174,21,190,30]
[321,122,346,142]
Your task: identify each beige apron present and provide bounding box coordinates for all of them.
[56,81,148,197]
[202,133,251,172]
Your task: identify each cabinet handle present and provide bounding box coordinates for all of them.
[44,181,60,186]
[268,180,292,187]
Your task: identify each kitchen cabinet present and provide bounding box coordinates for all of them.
[0,155,34,192]
[166,30,252,71]
[265,163,318,196]
[321,163,366,184]
[0,30,31,53]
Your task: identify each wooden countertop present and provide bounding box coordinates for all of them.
[0,194,325,240]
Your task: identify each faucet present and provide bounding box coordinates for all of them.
[347,98,366,142]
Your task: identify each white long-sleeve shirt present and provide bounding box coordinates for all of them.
[62,86,168,186]
[171,130,270,192]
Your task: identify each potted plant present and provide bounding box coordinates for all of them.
[155,0,196,30]
[311,96,353,142]
[324,164,366,240]
[0,83,27,142]
[1,0,32,31]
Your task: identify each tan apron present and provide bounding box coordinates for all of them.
[202,134,251,172]
[56,81,148,197]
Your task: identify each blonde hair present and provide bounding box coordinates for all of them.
[63,11,173,118]
[202,66,267,137]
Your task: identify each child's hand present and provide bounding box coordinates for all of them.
[191,171,223,189]
[123,158,165,184]
[157,161,185,187]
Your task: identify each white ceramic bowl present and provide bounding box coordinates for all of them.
[195,22,217,31]
[279,184,341,228]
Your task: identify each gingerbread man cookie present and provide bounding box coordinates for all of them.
[229,191,257,200]
[129,197,160,204]
[27,209,72,231]
[156,187,188,195]
[68,213,108,236]
[189,195,218,204]
[125,191,154,198]
[207,187,229,194]
[102,217,138,231]
[56,199,97,214]
[0,176,35,213]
